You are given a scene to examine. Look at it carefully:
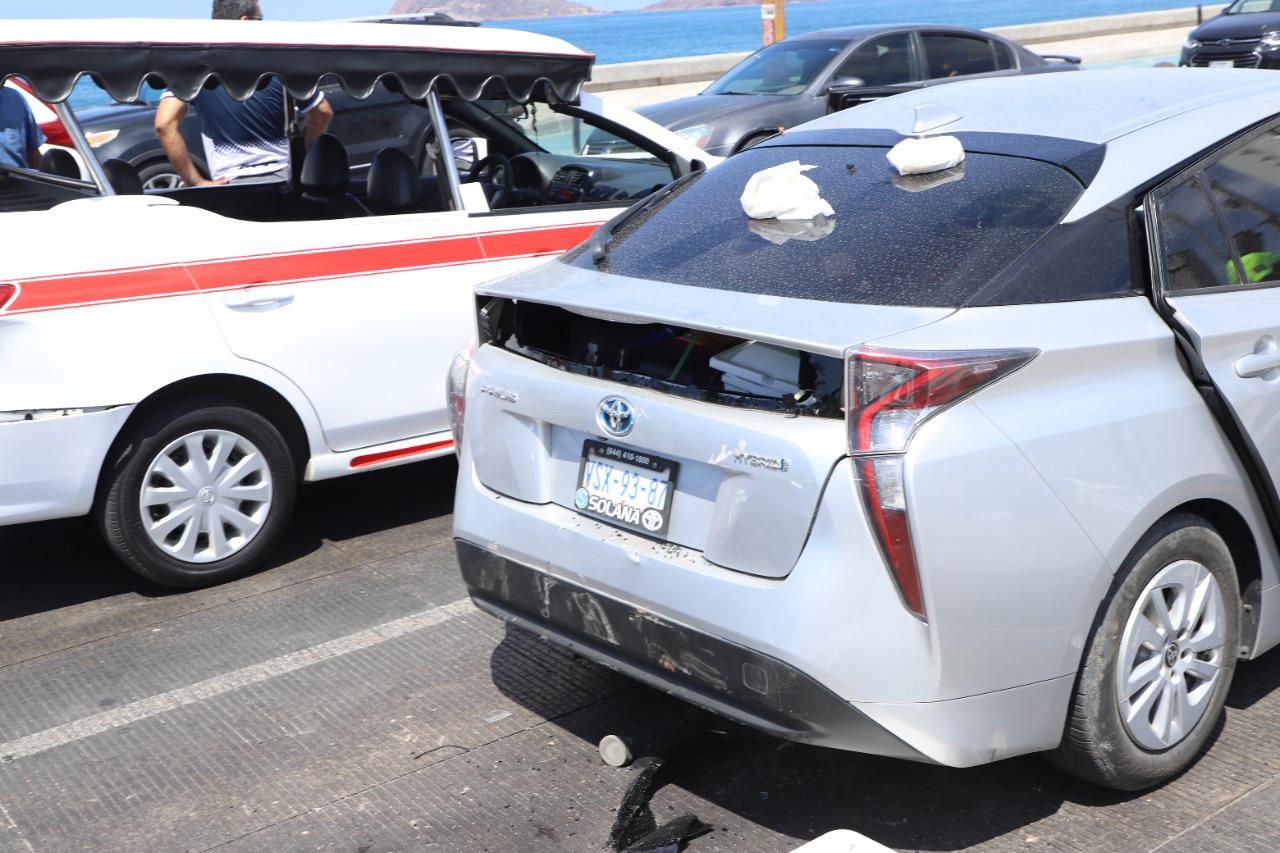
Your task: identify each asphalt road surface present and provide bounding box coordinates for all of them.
[2,458,1279,852]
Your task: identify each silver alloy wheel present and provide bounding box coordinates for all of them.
[1116,559,1227,750]
[139,430,273,564]
[142,171,183,191]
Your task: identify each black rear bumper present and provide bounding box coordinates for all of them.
[456,539,924,760]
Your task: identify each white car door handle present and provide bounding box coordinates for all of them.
[225,294,295,311]
[1235,349,1280,379]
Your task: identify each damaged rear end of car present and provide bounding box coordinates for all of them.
[451,129,1134,766]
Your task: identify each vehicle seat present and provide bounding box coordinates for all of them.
[102,159,144,195]
[298,134,369,219]
[39,149,80,179]
[863,48,909,86]
[366,148,423,215]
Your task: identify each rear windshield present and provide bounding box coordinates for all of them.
[573,145,1084,307]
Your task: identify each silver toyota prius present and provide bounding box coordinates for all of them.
[449,69,1280,790]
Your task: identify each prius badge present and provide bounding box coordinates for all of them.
[598,396,635,437]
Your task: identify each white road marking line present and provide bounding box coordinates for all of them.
[0,598,474,764]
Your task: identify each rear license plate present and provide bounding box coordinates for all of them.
[1210,60,1234,69]
[575,440,679,537]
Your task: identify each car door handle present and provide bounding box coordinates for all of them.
[1235,340,1280,379]
[225,294,294,311]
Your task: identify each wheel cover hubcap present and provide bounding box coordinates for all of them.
[143,173,182,191]
[139,429,273,564]
[1117,559,1227,750]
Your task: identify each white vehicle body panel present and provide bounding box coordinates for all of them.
[0,406,133,525]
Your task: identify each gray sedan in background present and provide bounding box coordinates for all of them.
[640,24,1080,156]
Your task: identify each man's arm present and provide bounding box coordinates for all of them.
[303,99,334,150]
[26,148,42,170]
[155,97,223,187]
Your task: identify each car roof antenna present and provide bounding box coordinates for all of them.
[911,104,963,137]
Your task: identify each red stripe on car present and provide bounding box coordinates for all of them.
[185,235,486,291]
[350,439,454,468]
[4,222,599,314]
[13,266,197,312]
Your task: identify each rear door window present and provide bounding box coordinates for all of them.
[1156,177,1238,292]
[1200,127,1280,286]
[831,33,918,87]
[994,42,1016,70]
[921,34,1000,79]
[574,144,1084,307]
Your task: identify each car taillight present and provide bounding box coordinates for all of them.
[0,283,16,313]
[39,120,73,148]
[846,346,1038,619]
[446,343,476,447]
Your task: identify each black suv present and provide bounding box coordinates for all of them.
[76,12,478,190]
[1181,0,1280,68]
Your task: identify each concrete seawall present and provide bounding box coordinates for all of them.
[587,3,1226,95]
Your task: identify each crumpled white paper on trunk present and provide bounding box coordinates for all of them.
[740,160,835,220]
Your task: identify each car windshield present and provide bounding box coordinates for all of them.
[1225,0,1280,12]
[468,99,664,165]
[704,39,847,96]
[573,145,1085,308]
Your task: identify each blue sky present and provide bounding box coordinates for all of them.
[0,0,649,18]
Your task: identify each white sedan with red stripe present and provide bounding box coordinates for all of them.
[0,20,713,587]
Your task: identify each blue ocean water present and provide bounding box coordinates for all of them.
[65,0,1196,109]
[504,0,1198,63]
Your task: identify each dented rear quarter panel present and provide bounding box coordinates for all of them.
[890,297,1280,671]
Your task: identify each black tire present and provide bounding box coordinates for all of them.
[735,132,776,154]
[95,401,297,589]
[1051,512,1241,790]
[136,160,184,192]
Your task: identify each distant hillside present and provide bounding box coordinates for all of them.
[389,0,603,19]
[642,0,816,9]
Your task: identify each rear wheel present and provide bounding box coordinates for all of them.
[1052,513,1240,790]
[96,402,297,588]
[137,160,183,191]
[735,132,776,154]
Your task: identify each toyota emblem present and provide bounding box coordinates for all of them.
[597,396,635,437]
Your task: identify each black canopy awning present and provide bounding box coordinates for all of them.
[0,19,595,104]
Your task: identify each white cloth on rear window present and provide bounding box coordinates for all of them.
[739,160,834,221]
[886,135,965,176]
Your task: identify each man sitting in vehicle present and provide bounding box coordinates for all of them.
[0,83,43,169]
[154,0,334,185]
